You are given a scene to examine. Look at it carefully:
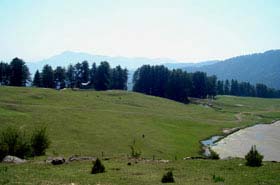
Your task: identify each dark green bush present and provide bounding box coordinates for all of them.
[245,145,263,167]
[0,126,50,160]
[212,174,225,182]
[161,171,175,183]
[91,158,105,174]
[0,127,31,160]
[209,149,220,160]
[31,127,50,156]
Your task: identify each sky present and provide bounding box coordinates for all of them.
[0,0,280,62]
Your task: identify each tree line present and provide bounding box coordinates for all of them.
[0,58,128,90]
[216,79,280,98]
[33,61,128,90]
[1,59,280,100]
[133,65,280,102]
[133,65,217,102]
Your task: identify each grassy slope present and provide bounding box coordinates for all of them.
[0,86,280,159]
[0,86,280,184]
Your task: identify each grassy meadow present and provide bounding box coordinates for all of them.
[1,159,279,185]
[0,86,280,184]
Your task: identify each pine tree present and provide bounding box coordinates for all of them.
[81,61,89,83]
[245,145,263,167]
[256,83,268,98]
[224,80,230,95]
[206,75,217,98]
[90,63,97,88]
[32,70,41,87]
[66,64,75,88]
[110,65,128,90]
[54,66,66,89]
[42,65,54,88]
[91,158,105,174]
[217,80,224,95]
[9,58,30,86]
[230,79,239,96]
[74,62,82,88]
[95,61,111,90]
[191,72,207,98]
[0,62,10,85]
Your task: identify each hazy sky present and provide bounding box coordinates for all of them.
[0,0,280,62]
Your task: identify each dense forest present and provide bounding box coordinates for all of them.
[1,58,280,102]
[133,65,280,102]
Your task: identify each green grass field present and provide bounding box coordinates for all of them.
[0,86,280,184]
[1,159,279,185]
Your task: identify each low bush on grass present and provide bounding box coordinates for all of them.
[245,145,263,167]
[0,126,50,160]
[31,127,50,156]
[91,158,105,174]
[129,139,141,158]
[0,127,31,160]
[212,174,225,183]
[209,149,220,160]
[161,171,175,183]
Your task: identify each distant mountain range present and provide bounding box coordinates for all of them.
[26,51,215,90]
[26,51,214,75]
[163,60,219,69]
[183,50,280,89]
[26,49,280,89]
[27,51,185,74]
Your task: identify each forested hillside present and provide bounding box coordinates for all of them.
[185,50,280,89]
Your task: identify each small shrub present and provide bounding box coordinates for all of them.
[245,145,263,167]
[130,139,141,158]
[212,174,225,182]
[0,127,31,160]
[91,158,105,174]
[209,149,220,160]
[161,171,175,183]
[130,145,141,158]
[31,127,50,156]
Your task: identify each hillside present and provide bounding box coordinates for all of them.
[0,87,280,159]
[185,50,280,89]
